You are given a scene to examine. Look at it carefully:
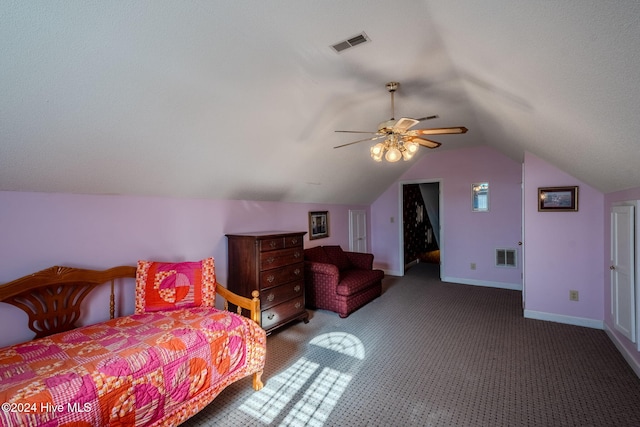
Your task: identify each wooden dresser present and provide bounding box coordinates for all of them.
[226,231,308,334]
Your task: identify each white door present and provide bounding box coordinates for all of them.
[349,210,367,253]
[521,178,525,309]
[611,204,636,343]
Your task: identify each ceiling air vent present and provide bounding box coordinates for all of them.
[331,32,370,53]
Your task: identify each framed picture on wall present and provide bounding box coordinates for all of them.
[309,211,329,240]
[538,186,579,211]
[472,182,489,212]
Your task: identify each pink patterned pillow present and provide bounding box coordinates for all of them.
[135,257,216,313]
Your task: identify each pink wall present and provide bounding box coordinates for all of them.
[371,145,523,287]
[0,191,367,346]
[523,152,604,325]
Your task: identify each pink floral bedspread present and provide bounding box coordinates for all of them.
[0,307,266,426]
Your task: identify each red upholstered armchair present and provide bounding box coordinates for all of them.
[304,245,384,318]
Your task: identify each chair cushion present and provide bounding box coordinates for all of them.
[336,269,384,296]
[304,246,332,264]
[323,245,352,271]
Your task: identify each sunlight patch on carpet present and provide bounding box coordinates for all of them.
[309,332,365,360]
[280,367,352,427]
[240,332,363,425]
[239,357,319,424]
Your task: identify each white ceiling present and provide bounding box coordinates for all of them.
[1,1,639,205]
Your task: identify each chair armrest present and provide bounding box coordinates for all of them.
[304,261,341,292]
[305,260,340,276]
[346,252,374,270]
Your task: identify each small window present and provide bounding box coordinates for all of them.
[496,248,517,268]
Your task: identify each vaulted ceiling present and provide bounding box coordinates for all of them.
[2,1,639,205]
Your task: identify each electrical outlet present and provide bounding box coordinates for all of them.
[470,262,476,270]
[569,290,579,301]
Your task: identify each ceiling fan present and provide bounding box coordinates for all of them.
[334,82,468,162]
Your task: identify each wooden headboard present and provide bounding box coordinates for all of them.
[0,265,136,339]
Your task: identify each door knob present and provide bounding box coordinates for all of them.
[518,241,522,246]
[610,265,615,270]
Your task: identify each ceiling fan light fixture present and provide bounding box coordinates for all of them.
[370,142,385,161]
[334,81,468,163]
[405,140,419,154]
[385,146,402,162]
[371,142,384,155]
[401,140,417,161]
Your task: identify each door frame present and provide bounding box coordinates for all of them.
[399,178,443,277]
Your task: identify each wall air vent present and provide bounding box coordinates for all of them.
[496,248,517,268]
[331,32,370,53]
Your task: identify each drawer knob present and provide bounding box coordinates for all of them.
[295,302,301,309]
[294,268,301,276]
[270,241,277,248]
[294,251,301,258]
[267,313,275,320]
[266,257,275,264]
[267,293,275,302]
[267,275,275,283]
[291,238,298,244]
[294,285,301,292]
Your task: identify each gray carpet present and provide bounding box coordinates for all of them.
[183,262,640,426]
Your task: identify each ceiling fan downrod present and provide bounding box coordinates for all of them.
[386,81,399,120]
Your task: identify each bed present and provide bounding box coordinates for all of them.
[0,259,266,426]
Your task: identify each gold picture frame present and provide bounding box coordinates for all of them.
[309,211,329,240]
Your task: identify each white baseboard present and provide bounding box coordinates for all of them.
[383,269,402,276]
[442,276,522,291]
[524,309,604,330]
[604,323,640,379]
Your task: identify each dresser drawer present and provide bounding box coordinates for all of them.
[284,234,303,248]
[261,280,304,310]
[259,237,285,252]
[260,247,303,270]
[260,263,303,289]
[262,296,305,331]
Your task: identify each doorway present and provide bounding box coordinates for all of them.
[400,180,442,277]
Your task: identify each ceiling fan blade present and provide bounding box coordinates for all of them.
[410,137,442,149]
[392,117,420,133]
[334,135,385,149]
[335,130,381,134]
[415,115,439,122]
[407,126,468,136]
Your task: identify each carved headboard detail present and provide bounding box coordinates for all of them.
[0,265,136,339]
